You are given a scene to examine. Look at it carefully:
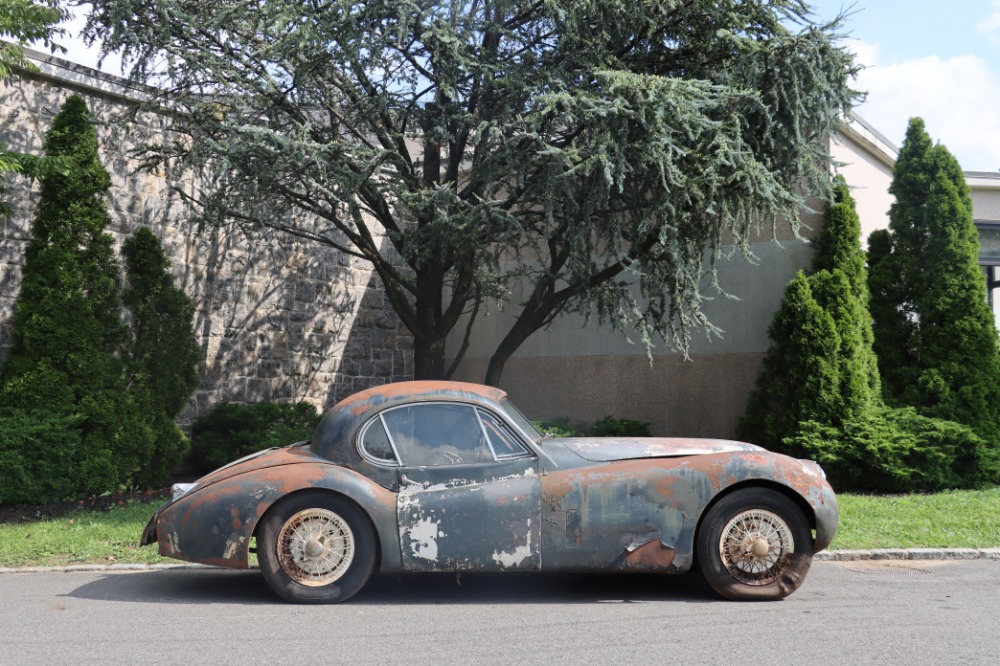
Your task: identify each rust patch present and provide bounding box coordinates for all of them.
[624,539,676,570]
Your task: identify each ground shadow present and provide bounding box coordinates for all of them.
[66,569,718,606]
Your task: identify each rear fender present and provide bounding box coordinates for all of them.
[153,463,400,571]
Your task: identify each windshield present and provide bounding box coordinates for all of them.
[499,398,543,443]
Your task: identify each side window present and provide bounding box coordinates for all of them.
[360,417,399,465]
[478,409,530,459]
[382,403,493,466]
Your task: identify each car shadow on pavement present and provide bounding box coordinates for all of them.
[65,569,718,606]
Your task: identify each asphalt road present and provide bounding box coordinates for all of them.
[0,560,997,665]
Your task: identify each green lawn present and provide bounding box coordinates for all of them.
[0,500,173,568]
[1,488,999,567]
[831,487,1000,550]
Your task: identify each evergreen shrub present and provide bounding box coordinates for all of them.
[189,401,321,473]
[589,416,653,437]
[786,408,996,493]
[0,409,84,505]
[0,95,201,503]
[123,227,200,488]
[533,419,585,438]
[532,416,651,438]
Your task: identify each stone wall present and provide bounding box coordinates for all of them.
[0,52,412,423]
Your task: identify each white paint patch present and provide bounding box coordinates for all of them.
[407,518,442,561]
[491,519,534,568]
[223,536,244,560]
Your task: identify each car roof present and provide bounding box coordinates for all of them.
[310,381,509,473]
[336,381,508,415]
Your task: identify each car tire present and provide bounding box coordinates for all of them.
[258,491,377,603]
[696,488,813,601]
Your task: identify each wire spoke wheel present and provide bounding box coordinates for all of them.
[718,509,794,586]
[259,492,375,603]
[277,508,356,586]
[697,489,813,600]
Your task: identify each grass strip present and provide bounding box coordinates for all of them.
[1,488,999,567]
[832,487,1000,550]
[0,499,173,568]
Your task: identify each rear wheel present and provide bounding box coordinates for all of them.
[696,488,812,601]
[258,491,376,603]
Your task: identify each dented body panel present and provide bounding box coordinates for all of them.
[143,380,838,588]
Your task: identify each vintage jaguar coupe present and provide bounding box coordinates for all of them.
[142,381,838,602]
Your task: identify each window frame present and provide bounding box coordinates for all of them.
[356,401,533,468]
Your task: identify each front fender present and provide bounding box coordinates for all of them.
[152,462,399,571]
[706,452,839,552]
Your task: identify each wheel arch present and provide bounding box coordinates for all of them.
[154,462,402,572]
[252,487,385,573]
[693,480,817,560]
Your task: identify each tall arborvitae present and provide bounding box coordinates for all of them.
[737,272,841,452]
[738,182,880,451]
[122,227,201,487]
[0,95,153,493]
[866,227,914,399]
[869,118,1000,448]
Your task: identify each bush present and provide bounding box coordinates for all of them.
[189,401,321,473]
[122,227,200,488]
[533,416,652,438]
[533,418,586,437]
[588,416,652,437]
[785,407,997,493]
[0,409,84,506]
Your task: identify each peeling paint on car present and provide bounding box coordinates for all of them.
[491,519,534,568]
[405,517,442,561]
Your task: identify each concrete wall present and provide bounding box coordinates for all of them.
[0,51,412,422]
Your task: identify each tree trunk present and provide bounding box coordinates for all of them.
[413,334,447,380]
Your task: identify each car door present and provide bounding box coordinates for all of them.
[377,402,541,572]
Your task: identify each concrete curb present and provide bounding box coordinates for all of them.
[816,548,1000,561]
[0,563,246,574]
[1,550,999,573]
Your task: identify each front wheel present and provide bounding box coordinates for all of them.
[258,491,376,603]
[696,488,813,601]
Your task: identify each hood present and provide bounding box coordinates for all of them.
[555,437,764,462]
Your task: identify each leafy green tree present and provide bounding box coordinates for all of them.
[738,182,879,451]
[869,118,1000,448]
[0,0,64,78]
[84,0,858,384]
[0,94,153,494]
[122,227,201,487]
[0,0,66,216]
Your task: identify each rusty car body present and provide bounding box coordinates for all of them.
[141,381,838,602]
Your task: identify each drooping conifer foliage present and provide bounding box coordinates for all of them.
[83,0,859,384]
[868,118,1000,450]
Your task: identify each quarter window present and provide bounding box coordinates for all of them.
[360,417,399,465]
[477,409,530,459]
